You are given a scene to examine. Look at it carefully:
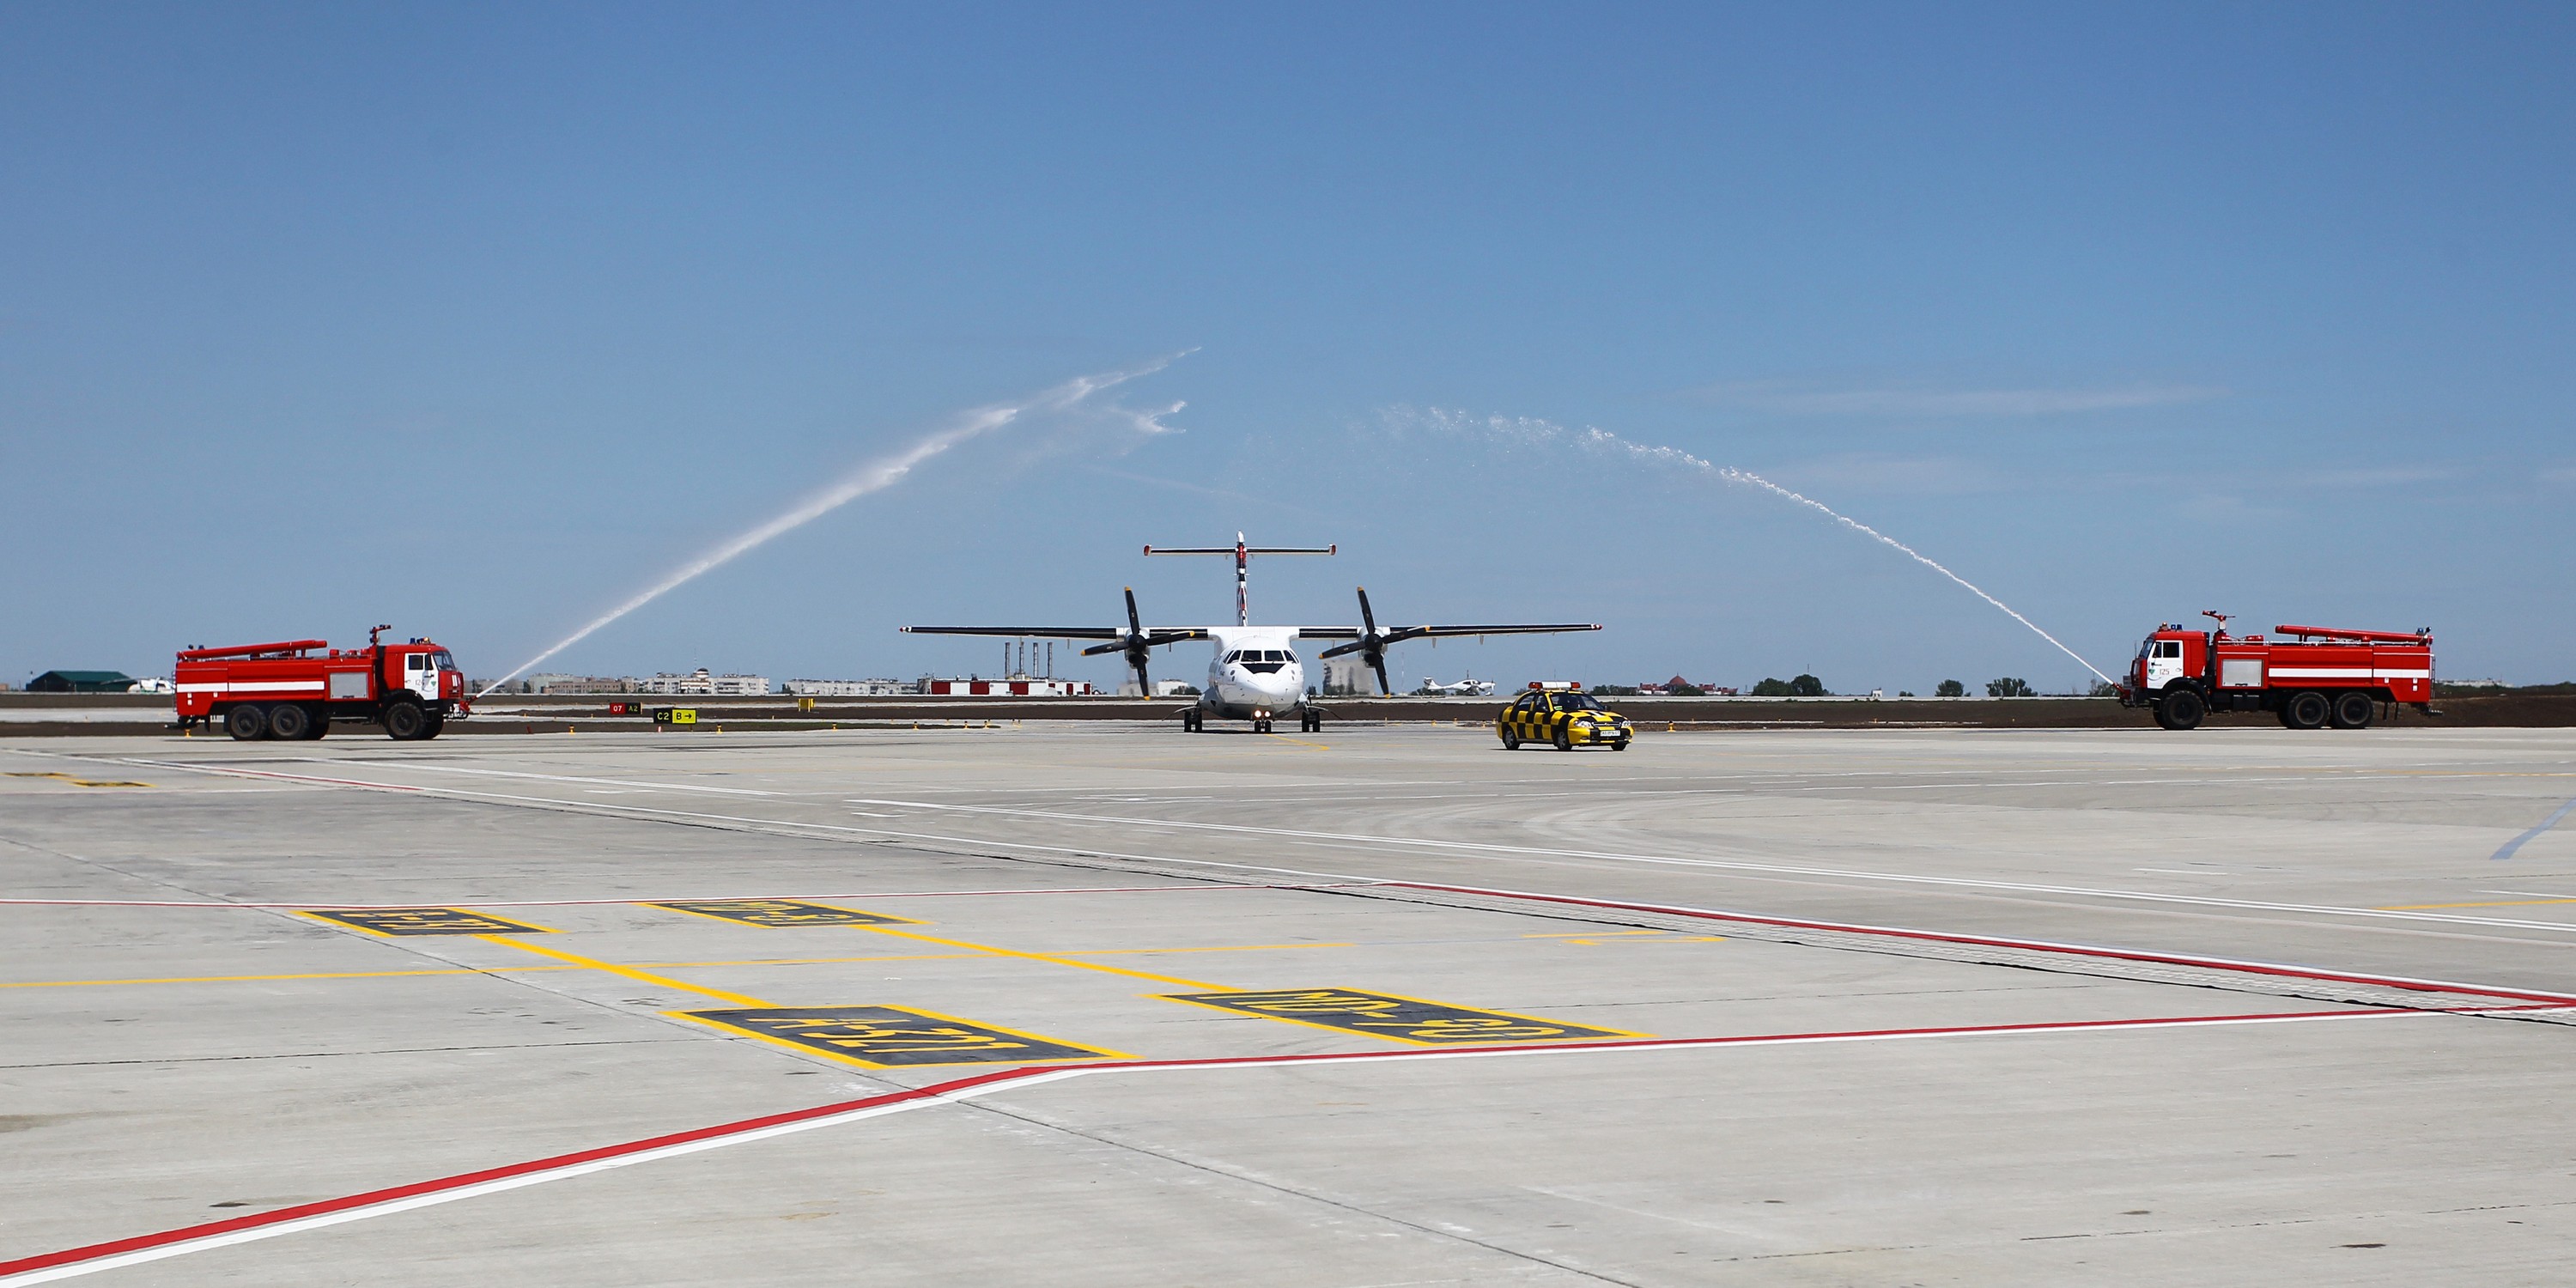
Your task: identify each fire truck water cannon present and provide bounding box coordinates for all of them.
[173,629,471,742]
[2115,613,2434,732]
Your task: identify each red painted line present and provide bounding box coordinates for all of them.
[0,1005,2447,1282]
[1378,880,2576,1006]
[0,883,1383,910]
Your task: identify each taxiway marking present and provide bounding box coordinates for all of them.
[850,923,1231,991]
[0,943,1366,991]
[0,1005,2464,1286]
[480,936,776,1009]
[837,798,2576,937]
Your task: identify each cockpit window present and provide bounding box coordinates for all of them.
[1223,651,1241,664]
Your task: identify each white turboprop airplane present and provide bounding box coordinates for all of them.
[901,534,1601,733]
[1419,674,1498,696]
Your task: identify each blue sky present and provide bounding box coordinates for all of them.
[5,3,2570,692]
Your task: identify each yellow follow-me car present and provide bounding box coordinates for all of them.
[1496,684,1633,751]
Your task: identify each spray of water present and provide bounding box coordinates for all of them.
[1390,407,2114,685]
[477,355,1190,696]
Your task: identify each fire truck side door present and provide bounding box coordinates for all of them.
[403,651,433,698]
[2143,640,2186,690]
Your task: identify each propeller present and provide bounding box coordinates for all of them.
[1078,586,1158,696]
[1317,586,1426,696]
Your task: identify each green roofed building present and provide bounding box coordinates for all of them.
[27,671,137,694]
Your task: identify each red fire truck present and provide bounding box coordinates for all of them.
[2116,612,2433,731]
[174,627,470,741]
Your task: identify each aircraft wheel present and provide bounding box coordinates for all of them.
[2330,690,2375,730]
[224,704,268,741]
[265,702,310,741]
[382,699,428,741]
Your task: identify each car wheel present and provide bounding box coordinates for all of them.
[1500,729,1521,750]
[1612,734,1631,751]
[224,704,268,741]
[383,700,427,741]
[1552,726,1572,751]
[2330,690,2375,730]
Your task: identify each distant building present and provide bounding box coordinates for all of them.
[634,669,770,696]
[784,678,912,696]
[530,674,635,695]
[1321,658,1381,696]
[27,671,136,694]
[923,677,1095,697]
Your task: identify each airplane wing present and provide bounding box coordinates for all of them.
[1303,588,1605,695]
[901,588,1217,694]
[900,624,1213,651]
[900,626,1130,641]
[1301,623,1601,648]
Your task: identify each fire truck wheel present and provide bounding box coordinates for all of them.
[2330,691,2376,730]
[382,700,428,740]
[223,705,268,741]
[420,714,445,740]
[2282,690,2330,730]
[2154,689,2205,731]
[265,702,310,741]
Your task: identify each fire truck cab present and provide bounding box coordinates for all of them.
[174,627,469,741]
[2117,612,2433,732]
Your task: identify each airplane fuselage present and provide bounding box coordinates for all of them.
[1200,628,1307,720]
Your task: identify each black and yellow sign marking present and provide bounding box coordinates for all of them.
[298,908,556,936]
[650,899,920,928]
[651,707,698,725]
[677,1005,1126,1067]
[1160,987,1640,1045]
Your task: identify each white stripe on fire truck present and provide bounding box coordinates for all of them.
[2264,668,2432,680]
[175,682,330,695]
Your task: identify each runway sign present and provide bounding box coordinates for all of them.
[651,707,698,725]
[677,1005,1126,1067]
[298,908,555,936]
[1160,987,1639,1045]
[650,899,920,927]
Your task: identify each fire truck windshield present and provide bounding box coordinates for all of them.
[428,650,456,671]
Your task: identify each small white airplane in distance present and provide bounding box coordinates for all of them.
[901,534,1601,733]
[1419,675,1498,696]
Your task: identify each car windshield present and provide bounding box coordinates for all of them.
[1553,693,1602,712]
